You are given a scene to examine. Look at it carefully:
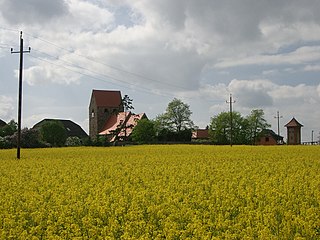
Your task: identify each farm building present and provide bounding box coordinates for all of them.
[192,129,209,140]
[285,117,303,145]
[256,129,284,145]
[33,119,88,140]
[89,89,146,142]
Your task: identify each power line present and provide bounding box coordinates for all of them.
[2,28,225,104]
[29,48,224,103]
[28,53,177,99]
[24,32,192,91]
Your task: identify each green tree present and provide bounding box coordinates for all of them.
[0,120,17,137]
[155,98,194,133]
[209,111,250,145]
[120,94,134,142]
[40,121,67,147]
[247,109,271,144]
[131,119,156,144]
[122,94,134,112]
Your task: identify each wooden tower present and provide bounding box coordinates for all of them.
[285,117,303,145]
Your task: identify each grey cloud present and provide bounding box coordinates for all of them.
[229,79,274,108]
[0,0,68,24]
[235,89,273,108]
[133,0,320,46]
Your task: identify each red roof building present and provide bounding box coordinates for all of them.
[89,90,124,139]
[99,112,146,142]
[192,129,209,140]
[256,129,284,145]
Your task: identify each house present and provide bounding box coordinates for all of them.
[192,129,209,140]
[285,117,303,145]
[256,129,284,145]
[0,119,6,128]
[99,112,147,142]
[89,90,124,139]
[33,119,88,139]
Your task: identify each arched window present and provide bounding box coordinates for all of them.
[91,109,95,118]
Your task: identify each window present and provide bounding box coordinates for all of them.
[91,110,95,118]
[265,137,269,142]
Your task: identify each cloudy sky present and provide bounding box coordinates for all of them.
[0,0,319,142]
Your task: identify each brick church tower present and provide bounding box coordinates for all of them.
[89,90,124,139]
[285,117,303,145]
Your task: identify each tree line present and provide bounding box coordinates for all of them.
[0,120,82,148]
[0,97,271,148]
[130,98,270,145]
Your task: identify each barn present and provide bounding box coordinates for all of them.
[256,129,284,145]
[33,119,88,140]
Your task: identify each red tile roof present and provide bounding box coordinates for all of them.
[92,90,122,107]
[99,112,146,141]
[285,117,303,127]
[99,112,128,136]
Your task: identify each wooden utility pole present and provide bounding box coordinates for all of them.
[226,94,235,147]
[11,31,31,159]
[274,111,283,136]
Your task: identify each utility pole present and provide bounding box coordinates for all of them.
[274,111,283,136]
[226,94,235,147]
[11,31,31,159]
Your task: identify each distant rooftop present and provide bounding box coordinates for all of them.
[33,119,88,139]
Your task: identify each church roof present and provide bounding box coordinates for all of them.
[284,117,303,127]
[91,90,122,108]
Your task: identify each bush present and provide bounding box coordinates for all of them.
[65,136,82,147]
[157,129,192,142]
[21,128,45,148]
[0,136,13,149]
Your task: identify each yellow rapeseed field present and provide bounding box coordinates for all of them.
[0,145,319,239]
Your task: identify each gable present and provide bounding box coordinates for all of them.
[285,117,303,127]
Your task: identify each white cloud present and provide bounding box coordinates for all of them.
[304,64,320,72]
[0,95,14,121]
[201,79,320,111]
[23,64,82,85]
[215,46,320,69]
